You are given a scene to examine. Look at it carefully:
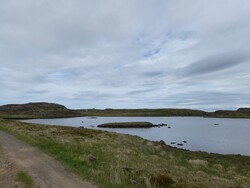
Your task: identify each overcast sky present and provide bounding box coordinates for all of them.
[1,0,250,110]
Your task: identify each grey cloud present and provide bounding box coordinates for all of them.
[73,91,116,101]
[181,52,249,77]
[140,71,165,78]
[146,91,250,111]
[21,90,49,99]
[26,90,49,95]
[126,89,155,96]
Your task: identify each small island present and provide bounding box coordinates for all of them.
[97,121,154,128]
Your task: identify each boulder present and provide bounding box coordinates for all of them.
[87,154,96,162]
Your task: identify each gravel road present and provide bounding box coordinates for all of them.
[0,130,95,188]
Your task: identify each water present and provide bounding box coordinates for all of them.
[22,117,250,156]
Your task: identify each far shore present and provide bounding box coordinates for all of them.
[1,102,250,119]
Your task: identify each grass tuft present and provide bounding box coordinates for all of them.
[16,171,33,187]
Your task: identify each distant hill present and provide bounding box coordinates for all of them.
[212,108,250,118]
[0,102,250,119]
[0,102,79,118]
[237,108,250,113]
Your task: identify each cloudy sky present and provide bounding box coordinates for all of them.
[1,0,250,110]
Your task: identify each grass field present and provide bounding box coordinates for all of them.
[0,119,250,188]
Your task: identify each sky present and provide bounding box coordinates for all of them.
[1,0,250,110]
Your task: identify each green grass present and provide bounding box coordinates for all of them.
[16,171,33,187]
[97,122,154,128]
[1,120,250,188]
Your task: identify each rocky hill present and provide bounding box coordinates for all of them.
[0,102,79,118]
[237,108,250,113]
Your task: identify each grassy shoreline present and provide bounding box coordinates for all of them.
[0,120,250,187]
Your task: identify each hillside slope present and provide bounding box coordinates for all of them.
[0,102,79,118]
[211,108,250,118]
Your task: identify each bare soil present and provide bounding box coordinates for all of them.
[0,146,28,188]
[0,131,95,188]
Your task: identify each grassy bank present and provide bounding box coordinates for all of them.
[0,120,250,187]
[97,122,154,128]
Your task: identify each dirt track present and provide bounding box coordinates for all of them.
[0,131,95,188]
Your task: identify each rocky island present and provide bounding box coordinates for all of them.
[97,121,155,128]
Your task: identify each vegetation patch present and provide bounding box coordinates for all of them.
[189,159,208,167]
[97,122,154,128]
[16,171,33,187]
[150,174,175,187]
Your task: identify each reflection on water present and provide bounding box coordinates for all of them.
[22,117,250,156]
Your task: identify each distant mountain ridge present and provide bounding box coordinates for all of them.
[0,102,250,119]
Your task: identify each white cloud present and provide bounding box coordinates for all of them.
[0,0,250,110]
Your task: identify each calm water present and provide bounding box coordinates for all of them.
[23,117,250,156]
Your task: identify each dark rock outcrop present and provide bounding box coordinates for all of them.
[159,140,166,145]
